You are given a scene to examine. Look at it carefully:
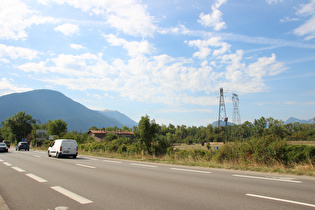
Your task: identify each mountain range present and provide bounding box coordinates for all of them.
[0,89,138,132]
[284,117,314,124]
[0,89,313,132]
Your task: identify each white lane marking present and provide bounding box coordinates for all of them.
[103,160,122,164]
[26,173,47,183]
[233,174,302,183]
[87,158,98,161]
[0,159,3,162]
[76,164,96,169]
[170,168,211,174]
[51,186,93,204]
[246,194,315,208]
[12,166,25,172]
[130,163,158,168]
[3,162,12,166]
[33,155,41,158]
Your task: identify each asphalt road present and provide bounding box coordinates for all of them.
[1,148,315,210]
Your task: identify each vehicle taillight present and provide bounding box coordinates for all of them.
[76,146,78,151]
[60,146,62,151]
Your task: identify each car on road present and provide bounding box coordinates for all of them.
[0,142,9,152]
[48,139,78,158]
[16,142,30,151]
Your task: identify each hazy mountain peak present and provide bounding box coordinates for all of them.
[0,89,137,132]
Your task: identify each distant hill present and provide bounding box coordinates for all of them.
[0,89,137,132]
[284,117,315,124]
[96,110,138,128]
[212,120,235,127]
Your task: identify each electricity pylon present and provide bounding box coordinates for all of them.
[218,87,227,129]
[232,93,241,125]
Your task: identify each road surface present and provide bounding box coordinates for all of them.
[1,148,315,209]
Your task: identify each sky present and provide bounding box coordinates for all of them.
[0,0,314,127]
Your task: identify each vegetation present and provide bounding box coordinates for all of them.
[1,112,314,176]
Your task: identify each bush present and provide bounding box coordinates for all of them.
[283,145,315,165]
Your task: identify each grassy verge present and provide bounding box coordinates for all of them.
[78,149,315,177]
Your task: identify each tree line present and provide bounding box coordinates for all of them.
[1,111,314,154]
[1,111,314,174]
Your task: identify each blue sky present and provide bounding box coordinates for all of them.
[0,0,314,127]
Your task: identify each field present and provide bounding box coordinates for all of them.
[173,142,224,150]
[287,141,315,146]
[174,141,315,150]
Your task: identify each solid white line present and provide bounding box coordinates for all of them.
[246,193,315,208]
[130,163,158,168]
[51,186,93,204]
[3,162,12,166]
[76,164,96,169]
[233,174,302,183]
[103,160,122,164]
[12,166,25,172]
[170,168,211,174]
[26,173,47,183]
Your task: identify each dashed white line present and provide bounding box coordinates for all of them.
[51,186,93,204]
[12,166,25,172]
[76,164,96,169]
[0,159,3,162]
[26,173,47,183]
[246,193,315,208]
[103,159,122,164]
[3,162,12,166]
[33,155,41,158]
[130,163,158,168]
[233,174,302,183]
[170,168,211,174]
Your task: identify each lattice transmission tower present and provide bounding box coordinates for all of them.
[232,93,241,125]
[218,87,227,128]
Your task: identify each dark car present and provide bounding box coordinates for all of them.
[16,142,29,151]
[3,140,10,148]
[0,143,9,152]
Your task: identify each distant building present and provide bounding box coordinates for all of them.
[87,130,135,141]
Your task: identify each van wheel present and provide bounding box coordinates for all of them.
[73,155,77,159]
[48,151,51,157]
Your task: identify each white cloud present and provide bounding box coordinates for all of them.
[54,24,79,36]
[44,0,156,37]
[280,16,299,23]
[0,78,33,96]
[17,50,287,105]
[104,34,156,57]
[0,0,56,40]
[70,44,85,50]
[0,44,40,60]
[266,0,284,4]
[186,37,231,59]
[294,0,315,40]
[198,0,227,31]
[246,53,287,79]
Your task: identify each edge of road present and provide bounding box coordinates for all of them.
[0,194,9,210]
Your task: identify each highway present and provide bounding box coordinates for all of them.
[1,148,315,210]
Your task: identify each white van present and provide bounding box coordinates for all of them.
[48,139,78,158]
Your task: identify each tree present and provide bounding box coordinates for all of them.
[2,111,36,143]
[134,115,159,153]
[254,117,267,137]
[47,119,67,137]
